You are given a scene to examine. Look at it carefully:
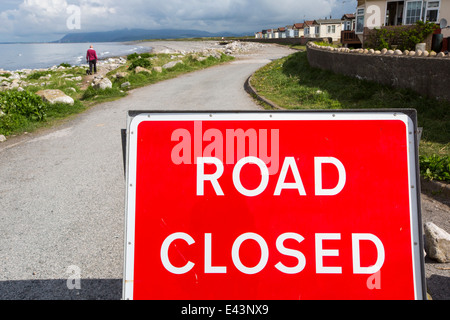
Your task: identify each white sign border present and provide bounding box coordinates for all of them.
[122,110,425,300]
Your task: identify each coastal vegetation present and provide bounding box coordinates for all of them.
[250,50,450,182]
[0,49,234,137]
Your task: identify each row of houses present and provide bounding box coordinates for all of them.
[255,0,450,49]
[255,16,354,43]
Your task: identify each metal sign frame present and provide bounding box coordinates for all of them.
[122,109,426,300]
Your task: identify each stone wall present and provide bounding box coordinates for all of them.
[306,43,450,101]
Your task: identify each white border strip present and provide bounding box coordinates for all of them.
[122,111,423,300]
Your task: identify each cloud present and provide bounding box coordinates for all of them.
[0,0,355,42]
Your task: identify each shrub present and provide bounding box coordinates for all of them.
[27,70,52,80]
[420,155,450,182]
[365,20,437,51]
[0,90,47,121]
[127,52,155,61]
[128,58,152,71]
[0,90,48,135]
[58,63,72,68]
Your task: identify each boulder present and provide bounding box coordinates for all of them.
[424,222,450,263]
[92,77,112,90]
[121,81,131,88]
[162,60,183,69]
[36,89,74,105]
[152,66,163,73]
[114,72,128,79]
[0,135,6,142]
[135,66,152,74]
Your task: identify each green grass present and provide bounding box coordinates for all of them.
[109,52,234,91]
[0,52,234,138]
[250,51,450,158]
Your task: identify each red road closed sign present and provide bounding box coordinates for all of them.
[123,111,425,300]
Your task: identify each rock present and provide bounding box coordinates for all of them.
[424,222,450,263]
[0,135,6,142]
[415,43,426,52]
[152,66,163,73]
[416,50,423,56]
[381,48,388,54]
[162,60,183,69]
[409,51,416,56]
[437,52,446,58]
[387,50,394,55]
[368,49,375,54]
[121,81,131,88]
[403,50,410,55]
[92,77,112,90]
[115,72,128,79]
[423,51,430,57]
[394,49,403,55]
[135,66,151,74]
[430,51,437,57]
[36,89,74,105]
[374,50,381,55]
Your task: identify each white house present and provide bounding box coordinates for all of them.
[315,19,344,42]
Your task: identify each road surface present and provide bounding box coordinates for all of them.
[0,42,295,300]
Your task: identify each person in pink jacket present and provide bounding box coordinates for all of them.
[86,45,98,75]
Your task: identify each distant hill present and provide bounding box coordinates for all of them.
[55,28,248,43]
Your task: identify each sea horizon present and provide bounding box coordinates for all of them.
[0,42,152,72]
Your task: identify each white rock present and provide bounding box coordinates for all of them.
[437,52,446,58]
[162,60,183,69]
[424,222,450,263]
[0,135,6,142]
[394,49,403,55]
[92,77,112,90]
[135,66,151,74]
[121,81,131,88]
[36,89,74,105]
[423,51,430,57]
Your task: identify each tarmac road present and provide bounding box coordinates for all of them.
[0,42,294,300]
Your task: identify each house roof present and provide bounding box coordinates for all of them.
[303,20,316,27]
[293,23,304,29]
[278,27,286,32]
[342,13,355,20]
[315,19,343,24]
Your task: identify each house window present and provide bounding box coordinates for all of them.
[405,1,423,24]
[424,1,440,22]
[315,26,320,35]
[356,8,365,34]
[327,25,336,34]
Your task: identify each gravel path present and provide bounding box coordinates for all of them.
[0,41,448,300]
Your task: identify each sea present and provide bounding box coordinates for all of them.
[0,42,152,71]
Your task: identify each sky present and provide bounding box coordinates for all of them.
[0,0,357,42]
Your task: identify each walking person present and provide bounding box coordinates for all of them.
[86,45,98,75]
